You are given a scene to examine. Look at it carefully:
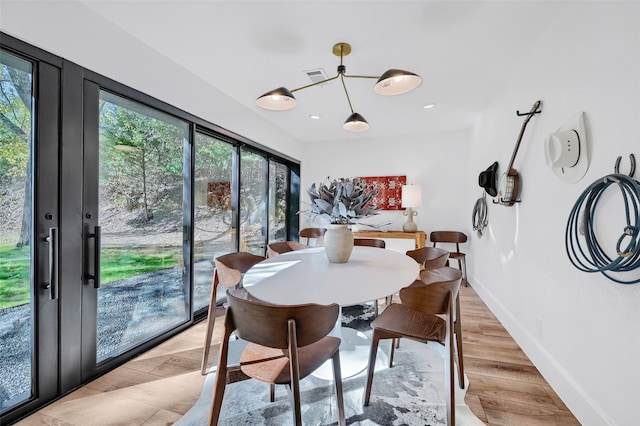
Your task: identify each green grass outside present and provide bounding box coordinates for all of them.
[100,248,181,283]
[0,244,30,309]
[0,244,182,310]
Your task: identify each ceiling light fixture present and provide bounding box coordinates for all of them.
[256,42,422,132]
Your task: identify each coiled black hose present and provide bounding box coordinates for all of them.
[472,194,488,237]
[566,173,640,284]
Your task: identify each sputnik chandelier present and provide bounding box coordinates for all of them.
[256,42,422,132]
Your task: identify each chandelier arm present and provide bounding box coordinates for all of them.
[290,73,340,93]
[343,74,380,79]
[339,73,355,114]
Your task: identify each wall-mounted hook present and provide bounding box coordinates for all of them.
[614,154,636,177]
[516,100,542,117]
[492,197,521,205]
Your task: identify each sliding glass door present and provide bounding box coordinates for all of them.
[87,90,191,363]
[239,149,268,254]
[193,132,235,311]
[269,161,289,242]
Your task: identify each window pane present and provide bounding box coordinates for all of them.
[97,91,189,361]
[0,51,33,411]
[269,161,288,242]
[193,132,234,311]
[240,150,267,255]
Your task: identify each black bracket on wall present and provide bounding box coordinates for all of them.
[614,154,636,178]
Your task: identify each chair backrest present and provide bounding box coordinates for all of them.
[226,289,339,349]
[354,238,386,248]
[419,266,462,285]
[266,241,308,258]
[214,252,266,288]
[430,231,467,253]
[400,268,462,315]
[405,247,449,269]
[299,227,326,247]
[300,227,326,239]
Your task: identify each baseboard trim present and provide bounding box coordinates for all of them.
[468,274,613,426]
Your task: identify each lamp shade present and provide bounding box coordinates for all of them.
[343,112,369,132]
[401,185,422,208]
[375,69,422,96]
[256,87,297,110]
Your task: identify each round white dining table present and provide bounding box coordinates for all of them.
[242,246,419,305]
[242,246,419,378]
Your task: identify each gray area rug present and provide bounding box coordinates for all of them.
[176,305,484,426]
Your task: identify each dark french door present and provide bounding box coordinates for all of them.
[1,33,300,425]
[0,41,61,421]
[0,39,196,424]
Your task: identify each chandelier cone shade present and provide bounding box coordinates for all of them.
[256,42,421,132]
[255,87,297,110]
[375,69,423,95]
[343,112,369,132]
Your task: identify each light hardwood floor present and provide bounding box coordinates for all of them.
[15,286,581,425]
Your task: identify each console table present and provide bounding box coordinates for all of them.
[353,230,427,249]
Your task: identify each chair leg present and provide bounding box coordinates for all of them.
[331,351,346,426]
[286,381,303,426]
[363,332,381,406]
[459,257,469,286]
[444,307,455,426]
[454,296,465,389]
[270,384,275,402]
[208,333,229,425]
[288,322,303,426]
[388,338,396,368]
[201,286,218,375]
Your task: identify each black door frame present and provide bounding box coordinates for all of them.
[1,34,61,424]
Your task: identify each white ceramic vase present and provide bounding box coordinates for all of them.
[323,224,354,263]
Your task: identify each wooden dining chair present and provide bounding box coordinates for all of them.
[363,267,463,426]
[299,227,326,247]
[266,241,308,258]
[201,251,266,375]
[353,238,387,314]
[354,237,386,248]
[209,288,346,426]
[430,231,469,286]
[405,246,449,271]
[414,266,465,389]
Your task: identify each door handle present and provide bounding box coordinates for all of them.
[87,226,101,289]
[43,227,59,300]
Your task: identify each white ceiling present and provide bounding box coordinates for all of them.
[78,0,565,143]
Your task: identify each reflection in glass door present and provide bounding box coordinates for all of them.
[240,150,268,255]
[94,91,190,361]
[269,161,289,242]
[193,132,235,311]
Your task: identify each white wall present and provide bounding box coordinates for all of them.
[304,3,640,425]
[468,3,640,425]
[300,130,472,238]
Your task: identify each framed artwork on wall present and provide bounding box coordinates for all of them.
[359,175,406,210]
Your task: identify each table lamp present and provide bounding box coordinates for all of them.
[401,185,422,232]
